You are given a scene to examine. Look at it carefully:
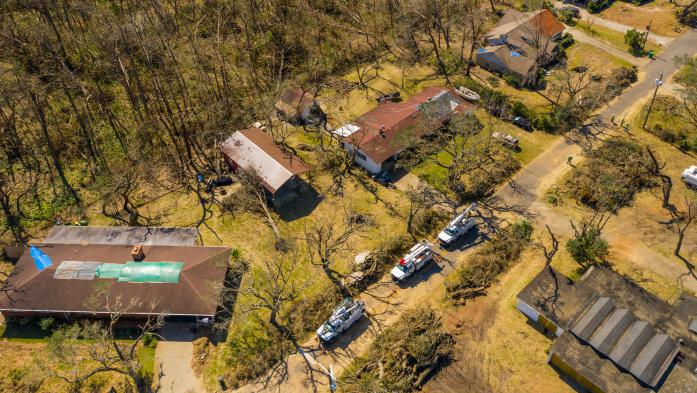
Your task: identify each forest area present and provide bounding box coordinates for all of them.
[0,0,493,245]
[2,0,697,393]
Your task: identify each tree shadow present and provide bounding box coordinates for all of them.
[276,184,323,222]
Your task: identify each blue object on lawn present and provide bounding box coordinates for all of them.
[196,173,204,182]
[30,246,53,271]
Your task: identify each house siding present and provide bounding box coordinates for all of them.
[343,142,383,174]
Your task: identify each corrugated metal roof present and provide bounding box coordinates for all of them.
[44,226,198,246]
[569,297,679,387]
[220,128,311,193]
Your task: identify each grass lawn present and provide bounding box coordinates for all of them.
[565,41,633,70]
[598,0,684,37]
[412,109,559,192]
[138,344,157,380]
[576,20,662,55]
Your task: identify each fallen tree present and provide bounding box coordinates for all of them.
[340,306,454,393]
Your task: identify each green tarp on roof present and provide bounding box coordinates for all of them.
[96,262,184,283]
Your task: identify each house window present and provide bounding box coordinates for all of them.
[356,151,367,161]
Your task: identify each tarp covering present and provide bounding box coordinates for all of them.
[30,246,53,271]
[96,262,183,283]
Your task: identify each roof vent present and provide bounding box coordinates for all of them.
[131,245,145,261]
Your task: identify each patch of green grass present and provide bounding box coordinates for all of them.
[137,344,156,380]
[576,20,661,55]
[566,42,632,70]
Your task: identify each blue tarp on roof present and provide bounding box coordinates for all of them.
[30,246,53,271]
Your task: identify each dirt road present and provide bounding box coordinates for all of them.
[568,27,650,67]
[553,2,675,46]
[232,29,697,393]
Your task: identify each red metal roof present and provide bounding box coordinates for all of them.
[343,87,474,164]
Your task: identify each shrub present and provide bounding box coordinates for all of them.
[624,29,644,56]
[503,73,523,88]
[566,227,609,267]
[142,332,157,348]
[39,317,55,331]
[559,32,575,48]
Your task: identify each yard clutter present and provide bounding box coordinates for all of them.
[491,131,520,150]
[681,166,697,188]
[316,297,366,344]
[390,240,434,282]
[437,203,478,247]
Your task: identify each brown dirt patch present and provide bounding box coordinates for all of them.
[600,1,684,37]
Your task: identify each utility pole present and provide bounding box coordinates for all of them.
[642,20,653,51]
[643,72,663,129]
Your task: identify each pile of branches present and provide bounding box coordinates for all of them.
[340,306,454,393]
[446,221,533,302]
[567,138,656,211]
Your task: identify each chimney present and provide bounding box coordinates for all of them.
[131,245,145,261]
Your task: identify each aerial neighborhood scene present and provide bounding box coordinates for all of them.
[2,1,697,393]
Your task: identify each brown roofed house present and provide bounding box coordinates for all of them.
[516,266,697,392]
[336,87,475,174]
[220,128,312,207]
[0,242,232,321]
[475,9,565,85]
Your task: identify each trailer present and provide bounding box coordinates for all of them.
[437,203,477,247]
[390,240,434,282]
[316,297,365,343]
[682,166,697,188]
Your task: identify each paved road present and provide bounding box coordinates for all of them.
[567,27,649,67]
[233,28,697,393]
[554,1,674,46]
[155,323,203,393]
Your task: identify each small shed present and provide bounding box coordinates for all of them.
[220,128,312,207]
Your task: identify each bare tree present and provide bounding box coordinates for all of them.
[672,197,695,257]
[304,207,367,296]
[45,295,164,393]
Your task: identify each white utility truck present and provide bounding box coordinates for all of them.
[316,297,365,343]
[682,166,697,188]
[390,240,434,282]
[437,203,478,247]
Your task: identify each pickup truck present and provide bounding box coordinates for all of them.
[390,241,434,282]
[437,203,478,247]
[316,297,365,343]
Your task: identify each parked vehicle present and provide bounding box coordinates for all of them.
[372,171,395,188]
[682,166,697,188]
[492,131,519,150]
[455,86,481,102]
[391,241,434,282]
[512,116,532,130]
[377,92,401,104]
[316,297,366,343]
[437,203,477,247]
